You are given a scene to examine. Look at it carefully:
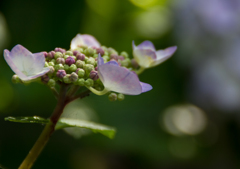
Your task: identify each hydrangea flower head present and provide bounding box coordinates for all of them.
[97,54,152,95]
[132,41,177,68]
[70,34,101,50]
[4,44,50,81]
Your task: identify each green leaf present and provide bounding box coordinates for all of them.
[56,118,116,139]
[4,116,49,124]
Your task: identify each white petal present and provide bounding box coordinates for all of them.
[70,34,100,49]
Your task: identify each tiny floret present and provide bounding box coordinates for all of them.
[4,45,50,81]
[132,41,177,68]
[70,34,101,50]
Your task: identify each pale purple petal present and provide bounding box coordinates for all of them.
[97,54,104,66]
[105,60,119,66]
[140,82,153,93]
[20,67,50,81]
[133,40,156,51]
[98,64,143,95]
[71,34,101,49]
[151,46,177,67]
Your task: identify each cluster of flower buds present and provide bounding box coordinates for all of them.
[4,34,177,100]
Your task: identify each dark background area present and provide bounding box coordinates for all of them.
[1,0,240,168]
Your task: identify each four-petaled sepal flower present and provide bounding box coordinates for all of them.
[132,40,177,68]
[97,54,152,95]
[4,44,50,81]
[70,34,101,50]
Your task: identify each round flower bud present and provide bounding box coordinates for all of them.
[118,56,124,61]
[54,52,63,59]
[110,54,118,60]
[51,59,56,64]
[131,59,139,69]
[69,72,78,82]
[120,51,129,58]
[93,53,99,58]
[76,60,85,68]
[96,47,105,55]
[84,64,94,73]
[69,64,77,72]
[41,74,49,84]
[89,70,99,81]
[48,79,56,87]
[48,62,55,67]
[47,51,55,59]
[12,74,21,83]
[64,64,70,71]
[63,75,71,83]
[76,53,85,61]
[108,93,117,101]
[56,70,66,79]
[65,56,76,66]
[65,50,73,56]
[84,78,94,87]
[55,64,64,71]
[64,55,69,60]
[44,62,49,67]
[43,52,48,58]
[117,93,125,101]
[73,50,79,56]
[56,57,65,64]
[108,48,118,55]
[120,58,131,67]
[76,68,85,78]
[86,57,95,65]
[85,47,95,56]
[55,47,66,53]
[103,55,110,62]
[48,66,55,74]
[76,78,85,86]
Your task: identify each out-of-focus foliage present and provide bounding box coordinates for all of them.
[1,0,240,169]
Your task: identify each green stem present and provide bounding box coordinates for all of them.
[18,84,69,169]
[135,67,145,75]
[86,86,109,95]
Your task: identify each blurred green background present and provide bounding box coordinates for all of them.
[1,0,240,168]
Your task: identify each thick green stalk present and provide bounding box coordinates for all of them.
[18,84,68,169]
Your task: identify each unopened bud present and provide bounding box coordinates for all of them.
[103,55,110,62]
[48,62,55,67]
[44,62,49,67]
[64,64,69,71]
[55,47,66,53]
[86,57,95,65]
[84,78,94,87]
[73,50,79,56]
[85,47,95,56]
[69,72,78,82]
[63,74,71,83]
[56,70,66,79]
[54,52,63,59]
[55,64,64,71]
[48,79,56,87]
[96,47,105,55]
[47,51,55,59]
[110,54,118,60]
[65,56,76,66]
[56,57,65,64]
[76,53,85,61]
[76,68,85,78]
[69,64,77,72]
[118,56,124,61]
[65,50,73,56]
[76,60,85,68]
[76,78,85,86]
[108,48,118,55]
[117,93,125,101]
[12,75,21,83]
[120,51,129,58]
[43,52,48,58]
[41,74,49,84]
[108,93,117,101]
[84,64,94,72]
[48,66,55,74]
[89,70,99,81]
[121,58,130,67]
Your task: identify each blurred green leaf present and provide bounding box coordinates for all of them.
[4,116,49,124]
[56,118,116,139]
